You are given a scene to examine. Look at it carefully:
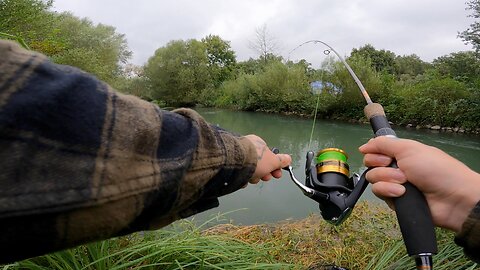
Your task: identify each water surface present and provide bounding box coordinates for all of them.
[192,108,480,225]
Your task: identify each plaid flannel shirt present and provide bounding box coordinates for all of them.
[0,40,257,263]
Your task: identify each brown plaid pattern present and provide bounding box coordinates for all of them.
[0,40,257,263]
[455,202,480,262]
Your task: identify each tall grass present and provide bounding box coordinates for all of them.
[1,203,477,269]
[2,220,295,270]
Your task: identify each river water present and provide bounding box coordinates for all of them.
[192,107,480,225]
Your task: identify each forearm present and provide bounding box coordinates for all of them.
[0,40,257,263]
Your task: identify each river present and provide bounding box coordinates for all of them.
[192,107,480,225]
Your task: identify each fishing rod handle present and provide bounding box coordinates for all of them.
[364,103,437,257]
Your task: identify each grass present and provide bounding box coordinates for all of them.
[1,202,478,269]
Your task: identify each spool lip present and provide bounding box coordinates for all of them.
[317,148,348,159]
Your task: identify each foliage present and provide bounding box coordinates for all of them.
[393,75,470,127]
[459,0,480,54]
[201,34,237,87]
[326,55,384,119]
[215,60,313,114]
[144,39,212,107]
[0,0,55,51]
[433,51,480,84]
[350,44,397,74]
[394,54,430,79]
[49,12,132,84]
[0,0,131,85]
[2,0,480,130]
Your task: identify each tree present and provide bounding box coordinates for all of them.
[350,44,397,74]
[0,0,59,53]
[144,40,211,106]
[432,51,480,84]
[248,24,279,65]
[459,0,480,54]
[327,55,384,118]
[50,12,132,84]
[394,54,430,79]
[201,34,237,87]
[0,0,131,84]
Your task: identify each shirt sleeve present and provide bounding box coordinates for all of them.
[0,40,257,263]
[455,201,480,263]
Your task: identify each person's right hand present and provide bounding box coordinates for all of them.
[359,136,480,232]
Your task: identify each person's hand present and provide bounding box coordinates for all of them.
[244,134,292,184]
[359,136,480,232]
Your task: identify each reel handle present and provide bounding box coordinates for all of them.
[365,103,437,260]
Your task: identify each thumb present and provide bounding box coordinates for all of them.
[276,153,292,170]
[359,136,408,157]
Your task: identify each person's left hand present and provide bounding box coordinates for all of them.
[244,134,292,184]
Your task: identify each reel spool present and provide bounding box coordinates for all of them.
[284,147,369,225]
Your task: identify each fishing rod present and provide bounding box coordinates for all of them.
[283,40,437,269]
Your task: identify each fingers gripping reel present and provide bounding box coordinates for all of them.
[285,148,369,225]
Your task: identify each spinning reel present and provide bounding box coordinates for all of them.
[284,148,369,225]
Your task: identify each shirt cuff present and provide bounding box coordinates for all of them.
[455,200,480,263]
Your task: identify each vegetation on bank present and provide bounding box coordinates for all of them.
[2,202,477,269]
[2,0,480,131]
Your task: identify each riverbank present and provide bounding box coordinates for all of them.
[5,202,476,270]
[222,106,480,135]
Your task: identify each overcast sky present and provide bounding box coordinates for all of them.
[53,0,474,67]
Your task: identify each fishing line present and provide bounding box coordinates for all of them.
[287,43,329,149]
[308,89,321,149]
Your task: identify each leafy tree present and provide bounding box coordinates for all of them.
[350,44,397,74]
[144,39,211,106]
[237,58,263,75]
[432,51,480,84]
[0,0,131,84]
[459,0,480,54]
[201,34,237,87]
[50,12,131,84]
[394,54,430,78]
[327,55,384,118]
[0,0,59,53]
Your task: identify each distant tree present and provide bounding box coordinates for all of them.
[201,34,237,87]
[249,24,280,65]
[394,54,430,78]
[350,44,397,74]
[432,51,480,83]
[144,40,211,106]
[237,53,283,76]
[458,0,480,55]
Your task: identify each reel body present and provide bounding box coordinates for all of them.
[285,148,369,225]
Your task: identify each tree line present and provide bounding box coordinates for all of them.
[2,0,480,130]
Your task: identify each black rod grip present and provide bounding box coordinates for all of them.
[390,161,437,256]
[368,113,437,256]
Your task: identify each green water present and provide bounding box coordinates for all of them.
[193,108,480,225]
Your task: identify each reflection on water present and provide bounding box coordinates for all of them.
[192,108,480,225]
